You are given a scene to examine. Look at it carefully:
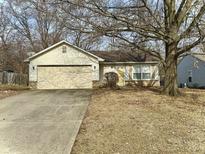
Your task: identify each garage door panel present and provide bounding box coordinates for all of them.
[37,66,92,89]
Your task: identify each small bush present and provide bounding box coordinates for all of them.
[104,72,119,89]
[192,83,199,88]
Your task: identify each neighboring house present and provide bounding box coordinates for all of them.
[25,40,160,89]
[177,53,205,88]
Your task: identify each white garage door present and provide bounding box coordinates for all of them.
[37,66,92,89]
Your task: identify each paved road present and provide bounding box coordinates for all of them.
[0,90,91,154]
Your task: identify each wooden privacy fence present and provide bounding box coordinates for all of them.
[0,72,28,85]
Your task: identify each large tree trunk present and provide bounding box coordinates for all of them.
[163,43,179,96]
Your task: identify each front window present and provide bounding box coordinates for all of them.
[133,65,151,80]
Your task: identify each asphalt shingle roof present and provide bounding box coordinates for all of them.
[89,50,158,62]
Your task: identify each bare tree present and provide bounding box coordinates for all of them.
[57,1,105,50]
[6,0,37,51]
[6,0,67,51]
[0,4,13,71]
[0,2,30,73]
[31,0,67,48]
[59,0,205,96]
[5,0,102,51]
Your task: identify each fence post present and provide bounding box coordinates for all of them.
[2,72,7,84]
[0,72,2,84]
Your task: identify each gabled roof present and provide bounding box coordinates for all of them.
[89,50,158,63]
[25,40,104,62]
[192,53,205,62]
[178,53,205,65]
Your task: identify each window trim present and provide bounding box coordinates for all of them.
[132,65,152,80]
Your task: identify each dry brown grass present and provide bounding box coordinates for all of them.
[0,84,29,99]
[72,88,205,154]
[0,90,19,100]
[0,84,29,91]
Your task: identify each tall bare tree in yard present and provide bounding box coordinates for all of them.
[0,2,31,73]
[5,0,102,51]
[56,1,105,50]
[59,0,205,96]
[0,4,13,71]
[6,0,68,51]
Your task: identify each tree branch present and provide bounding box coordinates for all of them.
[176,37,204,57]
[180,4,205,39]
[175,0,193,26]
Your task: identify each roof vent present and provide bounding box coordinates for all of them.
[62,46,67,53]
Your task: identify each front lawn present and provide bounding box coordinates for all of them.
[72,88,205,154]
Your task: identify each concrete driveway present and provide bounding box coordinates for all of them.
[0,90,91,154]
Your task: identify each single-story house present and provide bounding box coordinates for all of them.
[177,53,205,88]
[25,40,160,89]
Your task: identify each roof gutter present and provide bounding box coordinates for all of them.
[100,61,159,64]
